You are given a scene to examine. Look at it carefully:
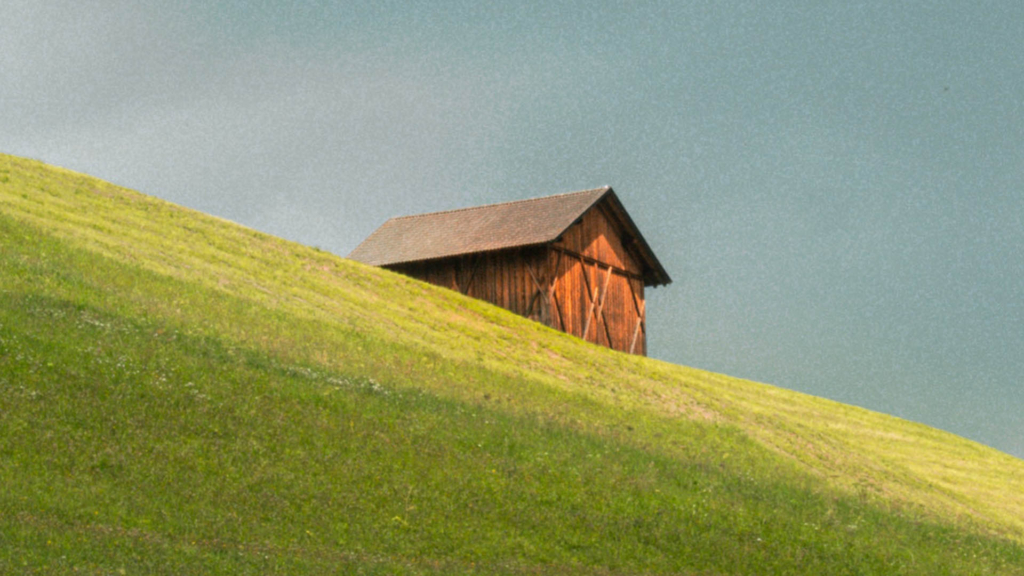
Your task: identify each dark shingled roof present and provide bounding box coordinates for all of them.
[348,187,671,286]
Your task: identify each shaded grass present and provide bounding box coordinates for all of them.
[2,153,1024,574]
[3,286,1022,575]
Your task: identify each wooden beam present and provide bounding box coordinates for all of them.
[522,259,543,320]
[525,289,539,319]
[525,259,544,292]
[626,277,646,355]
[549,246,644,282]
[629,299,646,355]
[580,259,598,340]
[585,265,613,343]
[548,250,565,331]
[456,254,481,295]
[629,279,642,316]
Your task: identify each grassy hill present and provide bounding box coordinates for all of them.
[1,152,1022,574]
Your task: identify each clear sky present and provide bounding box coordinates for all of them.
[3,1,1022,459]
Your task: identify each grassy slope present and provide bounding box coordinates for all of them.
[1,153,1022,574]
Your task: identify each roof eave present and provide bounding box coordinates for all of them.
[592,188,672,287]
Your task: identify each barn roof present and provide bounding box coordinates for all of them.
[348,186,671,286]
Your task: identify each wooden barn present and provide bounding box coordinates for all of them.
[347,187,671,355]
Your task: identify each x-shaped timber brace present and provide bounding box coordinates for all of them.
[453,254,481,295]
[628,290,645,355]
[524,251,561,327]
[580,259,615,348]
[526,249,647,354]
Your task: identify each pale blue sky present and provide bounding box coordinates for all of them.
[3,0,1022,458]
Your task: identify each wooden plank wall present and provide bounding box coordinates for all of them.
[549,203,647,354]
[554,203,641,276]
[548,253,645,355]
[388,248,552,325]
[387,201,649,355]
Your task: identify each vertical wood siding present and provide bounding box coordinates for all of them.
[385,199,650,355]
[389,247,550,321]
[549,203,647,354]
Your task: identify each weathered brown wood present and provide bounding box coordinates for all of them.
[353,186,670,357]
[548,249,565,331]
[594,266,615,347]
[378,194,661,356]
[579,258,596,340]
[628,276,646,355]
[525,258,544,321]
[549,246,643,282]
[629,298,646,354]
[459,255,481,294]
[583,264,612,342]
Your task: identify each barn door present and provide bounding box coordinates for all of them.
[550,253,640,354]
[581,262,614,348]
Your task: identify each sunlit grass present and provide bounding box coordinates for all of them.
[2,153,1023,574]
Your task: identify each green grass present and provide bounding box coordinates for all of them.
[1,152,1023,574]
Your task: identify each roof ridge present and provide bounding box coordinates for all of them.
[386,186,610,222]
